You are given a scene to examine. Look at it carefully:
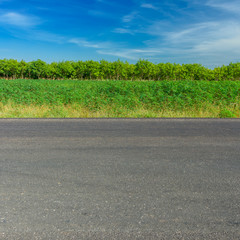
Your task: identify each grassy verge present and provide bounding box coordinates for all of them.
[0,79,239,118]
[0,102,239,118]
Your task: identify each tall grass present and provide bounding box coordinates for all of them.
[0,79,239,118]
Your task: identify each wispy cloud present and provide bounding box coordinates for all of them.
[113,28,134,34]
[0,12,40,27]
[163,20,240,52]
[0,11,64,43]
[95,0,113,5]
[206,0,240,13]
[70,38,141,60]
[122,11,138,23]
[69,39,101,48]
[137,18,240,66]
[140,3,158,10]
[95,0,114,5]
[4,26,67,44]
[97,50,138,60]
[102,12,240,66]
[69,38,114,49]
[165,22,219,43]
[192,22,240,54]
[97,47,163,60]
[69,38,155,60]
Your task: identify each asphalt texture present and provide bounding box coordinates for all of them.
[0,119,239,240]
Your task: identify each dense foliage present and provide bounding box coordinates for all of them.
[0,59,240,81]
[0,79,239,111]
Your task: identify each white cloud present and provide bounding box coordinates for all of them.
[143,20,171,36]
[97,48,163,60]
[192,24,240,54]
[70,38,142,60]
[138,19,240,66]
[165,22,219,43]
[69,38,115,49]
[206,0,240,13]
[122,11,138,23]
[164,21,240,54]
[95,0,113,5]
[6,28,67,44]
[69,39,101,48]
[69,34,164,60]
[97,50,138,60]
[0,12,40,27]
[113,28,134,34]
[141,3,158,10]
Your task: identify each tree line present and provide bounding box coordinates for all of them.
[0,59,240,81]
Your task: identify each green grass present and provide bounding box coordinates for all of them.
[0,79,239,118]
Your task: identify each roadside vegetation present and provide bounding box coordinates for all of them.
[1,58,240,81]
[0,79,239,118]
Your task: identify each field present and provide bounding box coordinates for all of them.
[0,79,239,118]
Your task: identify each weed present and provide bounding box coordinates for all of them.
[219,109,236,118]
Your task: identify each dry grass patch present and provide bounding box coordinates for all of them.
[0,102,239,118]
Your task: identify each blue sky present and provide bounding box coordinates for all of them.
[0,0,240,67]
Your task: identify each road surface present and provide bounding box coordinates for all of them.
[0,119,239,239]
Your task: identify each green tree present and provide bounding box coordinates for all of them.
[73,61,87,80]
[0,59,7,78]
[125,62,135,80]
[56,61,75,79]
[18,60,28,79]
[85,60,100,79]
[135,59,155,80]
[2,59,19,79]
[226,63,240,80]
[155,63,175,80]
[44,62,57,79]
[112,60,127,80]
[99,60,111,79]
[28,59,47,79]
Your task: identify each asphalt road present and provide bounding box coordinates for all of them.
[0,119,239,240]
